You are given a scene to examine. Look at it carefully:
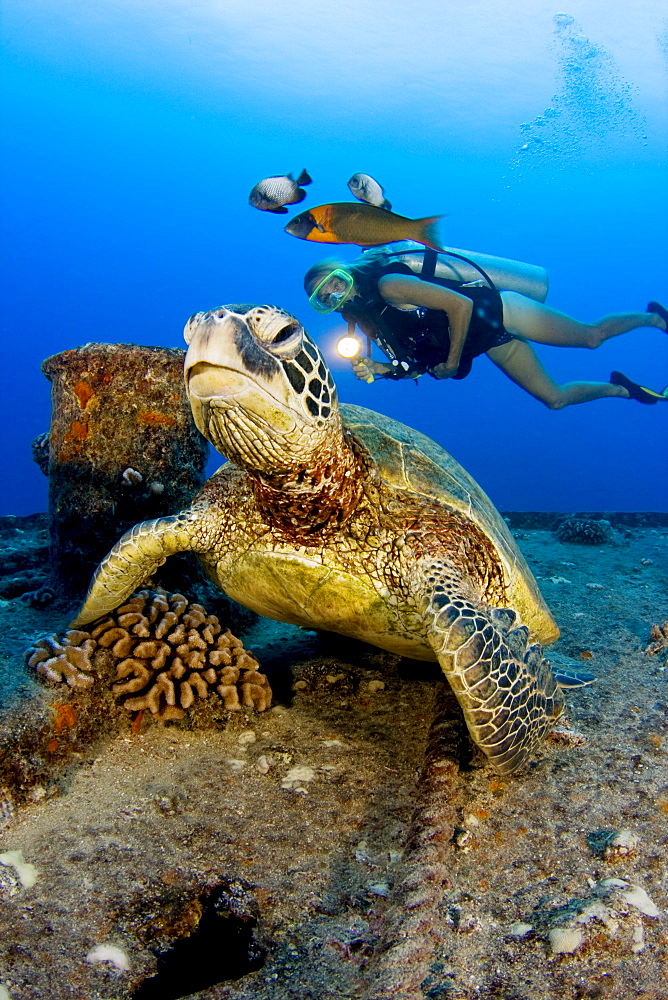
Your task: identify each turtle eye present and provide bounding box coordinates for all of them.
[267,319,300,344]
[246,306,305,357]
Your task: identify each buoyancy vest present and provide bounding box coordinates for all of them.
[345,247,506,380]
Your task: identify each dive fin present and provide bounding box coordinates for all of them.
[610,370,666,404]
[268,206,289,214]
[414,215,445,252]
[647,301,668,330]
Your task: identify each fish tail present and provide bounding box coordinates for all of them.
[414,216,444,251]
[296,169,312,186]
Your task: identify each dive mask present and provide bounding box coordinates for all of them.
[308,268,355,314]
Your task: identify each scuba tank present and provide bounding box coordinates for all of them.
[384,241,549,303]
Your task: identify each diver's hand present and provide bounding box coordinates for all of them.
[430,362,459,380]
[351,358,393,383]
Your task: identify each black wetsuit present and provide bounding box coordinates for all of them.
[345,253,513,380]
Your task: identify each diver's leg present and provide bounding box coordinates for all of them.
[487,339,628,408]
[500,291,666,348]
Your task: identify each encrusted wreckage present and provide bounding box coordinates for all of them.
[40,343,208,592]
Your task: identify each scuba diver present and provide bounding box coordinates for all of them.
[304,244,668,408]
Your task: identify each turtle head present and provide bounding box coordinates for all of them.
[183,304,340,473]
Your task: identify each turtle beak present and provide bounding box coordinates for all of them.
[183,307,307,449]
[184,310,254,404]
[184,309,265,445]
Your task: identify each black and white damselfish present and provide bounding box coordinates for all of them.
[249,170,313,214]
[347,173,392,210]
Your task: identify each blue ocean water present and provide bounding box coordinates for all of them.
[1,1,667,515]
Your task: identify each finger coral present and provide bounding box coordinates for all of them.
[24,631,96,689]
[553,516,610,545]
[24,589,271,721]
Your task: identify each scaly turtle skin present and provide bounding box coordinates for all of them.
[74,304,567,773]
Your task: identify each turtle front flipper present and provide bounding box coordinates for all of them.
[71,506,206,627]
[418,575,564,774]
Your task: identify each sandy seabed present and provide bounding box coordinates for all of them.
[0,514,667,1000]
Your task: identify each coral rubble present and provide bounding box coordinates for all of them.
[645,621,668,656]
[516,877,660,955]
[25,589,271,721]
[586,827,640,859]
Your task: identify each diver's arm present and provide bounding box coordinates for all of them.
[378,274,473,376]
[351,358,393,382]
[351,358,422,382]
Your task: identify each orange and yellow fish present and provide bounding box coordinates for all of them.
[285,202,443,251]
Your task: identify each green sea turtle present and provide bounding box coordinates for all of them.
[73,304,573,773]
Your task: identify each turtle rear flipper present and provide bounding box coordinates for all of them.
[71,506,206,627]
[419,573,564,774]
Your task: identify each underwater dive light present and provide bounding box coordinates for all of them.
[336,334,363,359]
